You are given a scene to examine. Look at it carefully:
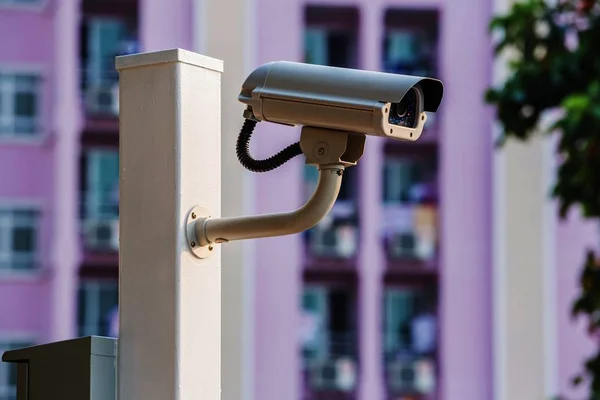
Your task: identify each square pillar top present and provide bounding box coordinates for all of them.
[116,48,224,73]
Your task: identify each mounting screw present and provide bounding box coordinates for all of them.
[187,205,213,259]
[208,245,214,251]
[317,147,325,155]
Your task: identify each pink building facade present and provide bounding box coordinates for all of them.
[0,0,597,399]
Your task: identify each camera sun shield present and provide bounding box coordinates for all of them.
[238,61,443,141]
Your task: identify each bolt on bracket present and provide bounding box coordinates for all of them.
[186,205,214,258]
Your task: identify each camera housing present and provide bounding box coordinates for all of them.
[188,60,444,254]
[238,61,443,141]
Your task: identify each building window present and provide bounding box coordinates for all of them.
[81,149,119,252]
[383,155,437,205]
[301,285,357,394]
[382,9,439,77]
[0,0,41,7]
[81,17,138,116]
[382,148,438,263]
[77,280,118,337]
[0,73,41,137]
[0,208,40,272]
[0,340,34,400]
[304,6,358,69]
[82,149,119,219]
[305,28,355,68]
[383,287,437,397]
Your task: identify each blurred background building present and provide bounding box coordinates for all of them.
[0,0,598,400]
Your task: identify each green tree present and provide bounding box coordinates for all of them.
[485,0,600,398]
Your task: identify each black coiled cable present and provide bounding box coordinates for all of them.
[236,119,302,173]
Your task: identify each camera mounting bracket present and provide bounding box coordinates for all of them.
[186,126,366,258]
[300,126,366,167]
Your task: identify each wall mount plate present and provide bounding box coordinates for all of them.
[186,205,213,259]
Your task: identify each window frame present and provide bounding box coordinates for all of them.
[0,204,42,276]
[80,16,138,118]
[382,285,437,354]
[0,66,45,142]
[82,147,119,220]
[303,5,360,69]
[77,279,119,337]
[0,0,47,12]
[382,144,440,267]
[83,16,138,87]
[301,285,329,361]
[383,8,440,76]
[301,282,360,393]
[382,145,438,205]
[382,282,439,396]
[301,282,358,361]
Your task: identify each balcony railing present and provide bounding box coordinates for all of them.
[85,80,119,117]
[382,204,437,263]
[304,357,358,393]
[302,332,358,393]
[305,201,358,260]
[82,217,119,252]
[81,37,139,117]
[81,193,119,252]
[82,64,121,117]
[384,353,436,397]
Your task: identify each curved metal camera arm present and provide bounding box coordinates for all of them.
[196,163,344,246]
[186,127,365,258]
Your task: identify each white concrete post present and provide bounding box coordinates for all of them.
[116,48,223,400]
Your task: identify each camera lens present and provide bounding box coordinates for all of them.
[395,100,409,118]
[388,88,418,128]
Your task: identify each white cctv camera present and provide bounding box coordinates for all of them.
[186,61,444,257]
[238,61,443,142]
